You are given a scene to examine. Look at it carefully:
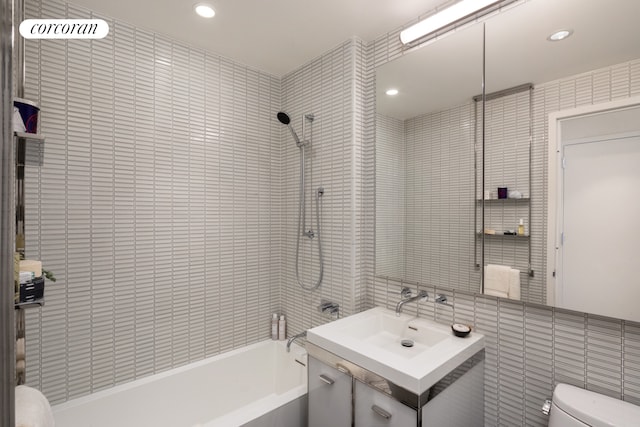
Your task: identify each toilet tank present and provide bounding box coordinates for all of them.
[549,384,640,427]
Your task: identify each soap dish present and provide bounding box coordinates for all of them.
[451,323,472,338]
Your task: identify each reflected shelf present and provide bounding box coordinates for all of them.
[477,232,529,239]
[15,298,44,309]
[14,131,45,143]
[476,197,529,202]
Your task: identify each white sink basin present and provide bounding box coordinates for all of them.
[307,306,484,395]
[339,310,449,358]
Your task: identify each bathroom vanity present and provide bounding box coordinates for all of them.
[307,307,485,426]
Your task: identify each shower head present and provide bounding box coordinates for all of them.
[276,111,302,146]
[277,112,290,125]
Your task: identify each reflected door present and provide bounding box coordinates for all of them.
[558,115,640,321]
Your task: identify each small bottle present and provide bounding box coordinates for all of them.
[278,315,287,341]
[518,219,525,236]
[271,313,279,340]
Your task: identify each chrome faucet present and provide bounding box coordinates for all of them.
[286,331,307,352]
[395,287,428,316]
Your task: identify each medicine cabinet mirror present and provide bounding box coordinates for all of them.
[375,0,640,322]
[375,23,483,295]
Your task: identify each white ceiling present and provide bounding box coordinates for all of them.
[377,0,640,120]
[65,0,448,76]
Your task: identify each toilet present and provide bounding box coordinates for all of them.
[548,383,640,426]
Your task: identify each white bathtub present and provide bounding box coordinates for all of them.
[52,340,308,427]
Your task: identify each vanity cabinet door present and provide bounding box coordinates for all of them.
[354,380,417,427]
[308,357,352,427]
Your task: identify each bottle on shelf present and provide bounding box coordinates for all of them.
[518,218,525,236]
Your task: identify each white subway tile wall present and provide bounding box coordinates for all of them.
[406,104,479,292]
[23,0,282,402]
[375,114,405,279]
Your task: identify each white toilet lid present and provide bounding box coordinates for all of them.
[553,384,640,427]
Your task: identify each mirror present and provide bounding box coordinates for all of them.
[483,0,640,317]
[376,0,640,321]
[375,24,483,294]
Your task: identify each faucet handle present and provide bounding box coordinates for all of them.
[400,287,412,299]
[435,293,454,307]
[318,300,340,319]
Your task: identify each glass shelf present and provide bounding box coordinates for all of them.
[15,298,44,309]
[476,197,529,202]
[14,131,45,142]
[477,232,529,239]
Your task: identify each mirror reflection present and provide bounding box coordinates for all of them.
[375,0,640,321]
[376,24,483,294]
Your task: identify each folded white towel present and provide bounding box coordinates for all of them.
[15,385,55,427]
[484,288,509,299]
[16,337,26,360]
[509,268,521,300]
[485,264,511,294]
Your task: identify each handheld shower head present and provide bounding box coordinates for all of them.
[277,112,290,125]
[276,111,302,146]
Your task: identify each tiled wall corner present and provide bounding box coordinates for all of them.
[358,38,376,314]
[279,38,364,336]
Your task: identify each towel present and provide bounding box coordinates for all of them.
[15,385,55,427]
[16,337,26,360]
[509,268,521,300]
[485,265,522,300]
[485,264,511,295]
[484,288,509,298]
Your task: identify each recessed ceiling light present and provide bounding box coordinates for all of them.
[548,29,573,42]
[194,3,215,18]
[386,89,399,96]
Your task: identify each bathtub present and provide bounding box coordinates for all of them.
[52,340,308,427]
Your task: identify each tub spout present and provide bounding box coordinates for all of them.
[286,331,307,352]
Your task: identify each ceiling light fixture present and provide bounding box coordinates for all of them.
[400,0,503,45]
[194,3,215,18]
[547,29,573,42]
[386,89,399,96]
